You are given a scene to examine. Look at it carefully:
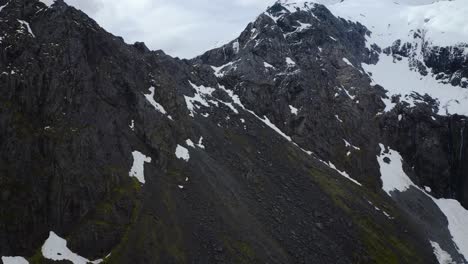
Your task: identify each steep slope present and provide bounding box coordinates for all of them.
[196,0,468,263]
[0,0,466,263]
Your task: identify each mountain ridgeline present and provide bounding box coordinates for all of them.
[0,0,467,263]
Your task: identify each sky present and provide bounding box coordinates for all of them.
[48,0,278,58]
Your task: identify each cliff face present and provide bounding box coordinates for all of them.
[0,0,467,263]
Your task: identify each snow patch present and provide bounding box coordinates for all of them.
[197,137,205,149]
[1,257,29,264]
[377,144,415,194]
[362,54,468,115]
[296,21,312,32]
[42,232,103,264]
[434,198,468,261]
[175,144,190,161]
[256,115,292,141]
[17,20,35,38]
[145,87,172,119]
[343,139,360,150]
[378,143,468,260]
[285,57,296,67]
[184,81,216,117]
[335,115,344,123]
[342,58,354,67]
[289,105,299,115]
[232,40,240,54]
[0,2,10,13]
[264,62,275,69]
[324,160,362,186]
[129,151,152,184]
[211,61,238,78]
[186,139,195,148]
[430,241,455,264]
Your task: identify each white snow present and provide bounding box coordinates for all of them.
[232,40,240,54]
[186,139,195,148]
[211,61,238,78]
[335,115,344,123]
[17,20,35,38]
[289,105,299,115]
[218,83,363,187]
[218,84,245,108]
[1,257,29,264]
[325,160,362,186]
[257,114,292,141]
[343,139,360,150]
[184,81,217,117]
[197,137,205,149]
[285,57,296,67]
[0,2,9,13]
[296,21,312,32]
[129,151,152,184]
[42,232,103,264]
[430,241,455,264]
[145,87,173,120]
[339,86,356,100]
[377,143,468,260]
[264,62,275,69]
[129,120,134,131]
[367,200,394,220]
[434,198,468,261]
[303,0,468,116]
[327,0,468,49]
[342,58,354,67]
[284,21,312,37]
[377,144,416,194]
[175,144,190,161]
[362,54,468,115]
[425,186,432,193]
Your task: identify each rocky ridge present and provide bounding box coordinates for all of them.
[0,0,467,263]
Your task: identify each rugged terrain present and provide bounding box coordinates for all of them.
[0,0,467,263]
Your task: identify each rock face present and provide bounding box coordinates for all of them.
[0,0,467,263]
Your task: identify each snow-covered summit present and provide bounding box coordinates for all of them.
[276,0,468,48]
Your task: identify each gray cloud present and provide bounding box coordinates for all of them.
[63,0,277,58]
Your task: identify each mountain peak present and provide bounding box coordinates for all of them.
[1,0,468,263]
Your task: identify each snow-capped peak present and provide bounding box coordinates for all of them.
[323,0,468,48]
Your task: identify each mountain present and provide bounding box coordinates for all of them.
[0,0,467,263]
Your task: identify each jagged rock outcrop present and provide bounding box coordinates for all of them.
[0,0,467,263]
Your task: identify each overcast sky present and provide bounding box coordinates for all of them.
[56,0,278,58]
